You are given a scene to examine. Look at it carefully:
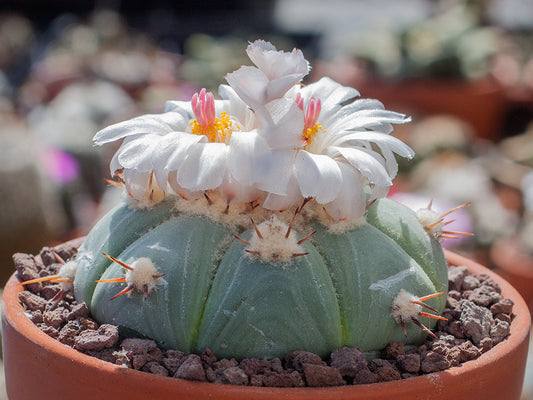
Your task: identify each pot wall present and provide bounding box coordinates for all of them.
[1,250,530,400]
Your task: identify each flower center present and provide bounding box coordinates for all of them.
[296,93,323,147]
[190,88,234,143]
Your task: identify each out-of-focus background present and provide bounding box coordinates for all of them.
[0,0,532,398]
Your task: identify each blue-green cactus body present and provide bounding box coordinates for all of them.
[196,230,342,359]
[74,200,178,305]
[74,197,448,360]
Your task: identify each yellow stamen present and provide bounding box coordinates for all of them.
[190,111,234,143]
[303,122,323,144]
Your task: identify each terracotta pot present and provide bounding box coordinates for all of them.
[491,237,533,313]
[1,250,530,400]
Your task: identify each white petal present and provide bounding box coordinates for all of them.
[228,130,271,187]
[123,169,152,200]
[225,66,269,109]
[164,133,207,171]
[262,174,302,211]
[117,134,160,172]
[167,170,202,200]
[152,132,205,189]
[295,151,342,204]
[219,173,263,203]
[177,143,228,191]
[263,98,305,149]
[300,77,359,119]
[324,163,366,221]
[256,150,296,195]
[337,131,415,159]
[246,40,309,81]
[218,84,255,130]
[332,146,391,187]
[328,109,410,134]
[164,100,192,117]
[93,112,186,145]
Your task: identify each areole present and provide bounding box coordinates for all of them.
[2,250,530,400]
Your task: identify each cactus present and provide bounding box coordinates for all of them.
[70,40,456,361]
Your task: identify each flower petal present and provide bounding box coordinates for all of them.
[93,112,186,145]
[295,151,342,204]
[177,142,228,191]
[263,98,305,149]
[331,146,392,187]
[246,40,309,82]
[262,173,302,211]
[328,109,410,135]
[225,66,269,109]
[256,150,296,195]
[324,163,366,221]
[218,84,256,130]
[117,134,160,172]
[337,131,415,159]
[123,169,152,200]
[228,130,271,187]
[300,77,359,119]
[152,132,206,189]
[219,173,263,203]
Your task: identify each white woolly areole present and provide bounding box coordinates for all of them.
[173,190,270,229]
[57,261,78,292]
[390,289,421,324]
[124,258,161,295]
[416,208,444,238]
[246,215,303,263]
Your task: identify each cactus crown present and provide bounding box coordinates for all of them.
[71,40,460,361]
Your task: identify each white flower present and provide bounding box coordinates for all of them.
[264,77,413,221]
[225,40,309,123]
[94,40,413,222]
[95,84,304,205]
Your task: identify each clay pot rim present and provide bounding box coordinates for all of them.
[2,249,530,398]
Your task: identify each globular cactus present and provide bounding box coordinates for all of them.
[71,40,458,361]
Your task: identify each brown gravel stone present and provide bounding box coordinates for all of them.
[448,266,468,291]
[460,300,494,346]
[383,342,405,359]
[397,353,420,373]
[285,350,326,372]
[353,368,379,384]
[490,299,514,315]
[240,358,272,377]
[121,338,163,370]
[262,371,304,387]
[174,354,207,382]
[491,320,511,344]
[376,366,401,382]
[302,363,345,387]
[74,324,119,351]
[330,347,367,378]
[37,323,59,339]
[163,350,185,375]
[142,361,169,377]
[421,351,450,373]
[18,290,47,311]
[216,367,249,385]
[468,286,502,307]
[58,320,82,346]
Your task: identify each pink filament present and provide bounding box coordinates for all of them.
[191,88,216,127]
[296,93,321,131]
